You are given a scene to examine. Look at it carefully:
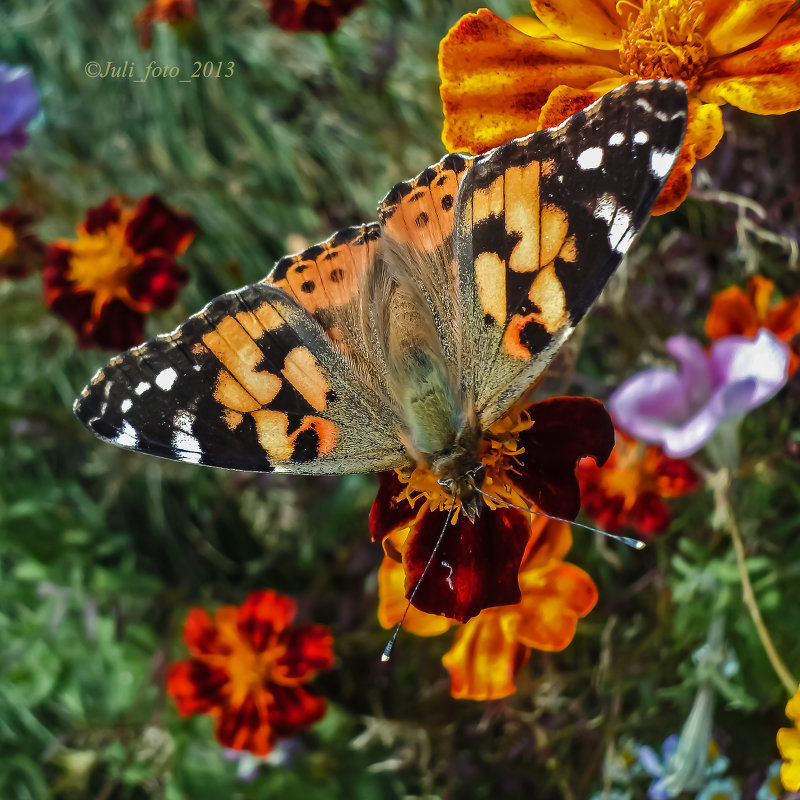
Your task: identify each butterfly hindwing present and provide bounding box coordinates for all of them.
[453,79,688,426]
[74,282,406,473]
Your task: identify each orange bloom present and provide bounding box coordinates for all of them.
[134,0,196,48]
[778,684,800,792]
[439,1,800,214]
[43,195,196,350]
[577,429,698,537]
[167,590,334,756]
[266,0,364,33]
[705,275,800,375]
[370,398,613,623]
[0,207,43,279]
[378,516,597,700]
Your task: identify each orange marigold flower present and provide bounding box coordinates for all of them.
[134,0,196,49]
[370,398,613,623]
[0,207,43,279]
[378,516,597,700]
[266,0,364,33]
[778,684,800,792]
[439,1,800,214]
[167,590,334,756]
[577,428,698,537]
[42,195,196,350]
[705,275,800,375]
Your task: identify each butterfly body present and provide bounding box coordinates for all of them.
[75,80,688,518]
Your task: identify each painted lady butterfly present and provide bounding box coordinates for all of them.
[75,80,687,525]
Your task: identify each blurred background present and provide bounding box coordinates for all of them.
[2,0,800,798]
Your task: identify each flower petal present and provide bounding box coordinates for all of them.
[628,492,672,536]
[519,516,573,571]
[705,285,760,340]
[167,659,229,715]
[83,198,122,234]
[516,562,597,650]
[127,254,188,309]
[514,397,615,520]
[702,0,796,58]
[237,590,297,651]
[369,471,418,543]
[439,9,621,153]
[442,611,529,700]
[778,727,800,791]
[267,685,327,738]
[276,624,335,682]
[183,607,228,657]
[85,298,147,351]
[215,691,274,755]
[267,0,363,34]
[700,8,800,114]
[787,689,800,721]
[403,505,530,622]
[125,194,197,255]
[377,543,456,636]
[529,0,624,50]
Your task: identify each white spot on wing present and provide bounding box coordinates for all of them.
[172,412,202,464]
[609,208,633,253]
[114,420,138,448]
[608,132,625,146]
[155,367,178,391]
[635,97,653,112]
[121,398,132,413]
[634,130,649,144]
[577,147,604,170]
[650,149,675,179]
[593,194,617,224]
[134,381,150,395]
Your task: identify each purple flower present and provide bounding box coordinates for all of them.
[609,329,789,458]
[0,64,39,178]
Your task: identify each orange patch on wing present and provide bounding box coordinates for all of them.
[528,262,567,333]
[559,233,578,262]
[203,318,283,407]
[503,313,541,359]
[214,370,263,413]
[540,204,569,266]
[223,408,244,430]
[281,346,331,411]
[474,251,506,324]
[252,409,337,462]
[472,174,505,222]
[504,163,541,273]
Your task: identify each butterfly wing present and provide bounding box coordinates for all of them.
[74,280,407,473]
[453,79,688,426]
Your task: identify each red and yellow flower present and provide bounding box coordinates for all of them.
[439,1,800,214]
[778,684,800,792]
[134,0,196,49]
[370,397,613,623]
[379,516,597,700]
[706,275,800,375]
[167,590,334,755]
[43,195,196,350]
[266,0,364,33]
[577,429,698,537]
[0,207,43,279]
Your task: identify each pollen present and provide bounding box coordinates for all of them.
[394,404,537,519]
[617,0,708,91]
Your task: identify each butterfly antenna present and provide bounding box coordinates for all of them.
[381,499,457,663]
[471,484,645,551]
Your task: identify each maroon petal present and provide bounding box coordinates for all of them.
[403,506,529,623]
[279,624,335,681]
[629,492,672,537]
[84,198,122,233]
[268,0,364,33]
[167,659,229,715]
[125,194,197,256]
[88,299,146,350]
[266,685,327,738]
[127,254,188,308]
[515,397,614,520]
[369,471,418,543]
[237,590,297,651]
[215,692,274,755]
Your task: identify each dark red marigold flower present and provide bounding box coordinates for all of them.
[577,429,699,537]
[167,590,335,756]
[134,0,196,49]
[42,195,196,350]
[369,397,614,623]
[267,0,364,33]
[0,207,43,279]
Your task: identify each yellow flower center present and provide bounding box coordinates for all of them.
[0,221,17,259]
[225,635,289,705]
[617,0,708,91]
[395,404,536,521]
[65,215,144,316]
[598,437,651,511]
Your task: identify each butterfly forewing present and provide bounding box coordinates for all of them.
[74,282,406,473]
[453,79,688,426]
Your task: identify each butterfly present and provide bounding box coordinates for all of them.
[75,79,687,586]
